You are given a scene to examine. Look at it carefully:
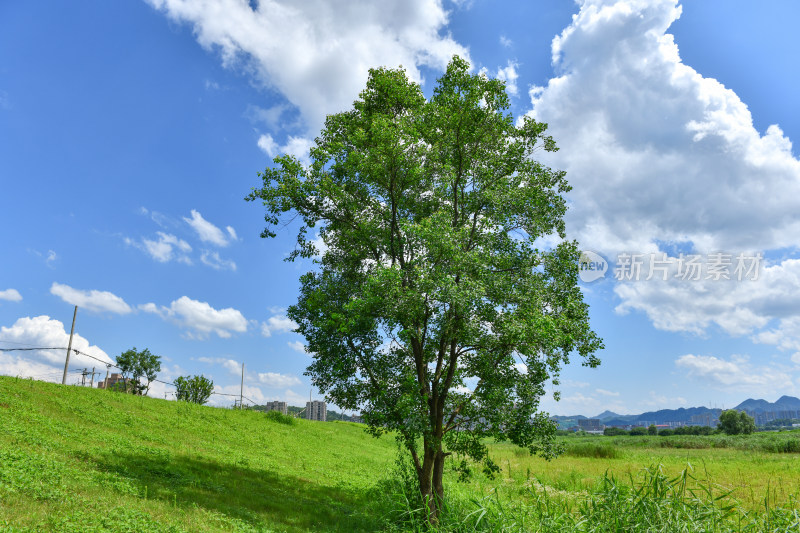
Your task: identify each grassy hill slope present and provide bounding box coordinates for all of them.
[0,376,396,532]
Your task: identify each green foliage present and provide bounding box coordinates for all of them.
[378,464,800,532]
[564,442,620,459]
[718,409,756,435]
[247,55,602,520]
[629,427,647,436]
[603,427,627,436]
[115,347,161,396]
[671,425,714,436]
[173,375,214,405]
[648,424,657,435]
[658,428,674,436]
[764,418,798,429]
[263,410,295,425]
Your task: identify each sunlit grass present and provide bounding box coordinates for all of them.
[2,375,800,531]
[0,376,395,532]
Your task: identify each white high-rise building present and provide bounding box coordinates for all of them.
[306,400,327,421]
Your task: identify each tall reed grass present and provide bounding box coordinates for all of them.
[375,463,800,532]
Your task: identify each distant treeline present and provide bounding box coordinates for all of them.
[601,425,715,436]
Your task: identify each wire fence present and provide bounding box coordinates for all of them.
[0,346,259,407]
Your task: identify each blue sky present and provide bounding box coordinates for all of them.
[1,0,799,415]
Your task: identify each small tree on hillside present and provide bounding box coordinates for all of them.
[116,347,161,396]
[174,375,214,405]
[718,409,755,435]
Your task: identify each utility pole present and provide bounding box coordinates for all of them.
[240,362,245,409]
[81,368,87,386]
[90,367,96,388]
[61,305,78,385]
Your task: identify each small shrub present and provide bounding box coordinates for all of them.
[263,410,295,425]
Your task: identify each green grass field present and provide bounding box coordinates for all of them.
[2,376,800,531]
[0,376,396,532]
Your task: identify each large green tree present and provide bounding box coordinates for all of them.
[718,409,755,435]
[248,56,602,521]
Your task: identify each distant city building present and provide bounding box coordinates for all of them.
[577,418,603,431]
[96,373,124,390]
[744,409,800,426]
[306,400,327,421]
[350,414,363,424]
[690,413,718,427]
[263,401,287,415]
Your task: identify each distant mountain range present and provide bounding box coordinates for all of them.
[735,395,800,413]
[552,396,800,426]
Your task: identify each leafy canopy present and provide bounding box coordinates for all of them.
[718,409,755,435]
[248,56,601,516]
[116,347,161,396]
[174,375,214,405]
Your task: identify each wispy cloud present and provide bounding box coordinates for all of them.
[200,250,237,271]
[496,60,518,96]
[126,232,192,264]
[676,353,794,393]
[287,340,309,355]
[183,209,236,247]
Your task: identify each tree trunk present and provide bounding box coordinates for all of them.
[414,440,446,524]
[432,450,446,509]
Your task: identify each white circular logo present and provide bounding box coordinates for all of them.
[579,250,608,282]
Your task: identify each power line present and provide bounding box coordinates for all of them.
[4,347,265,404]
[0,340,51,348]
[0,347,66,352]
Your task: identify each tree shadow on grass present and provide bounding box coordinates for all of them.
[89,450,388,532]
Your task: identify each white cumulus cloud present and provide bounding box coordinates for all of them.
[142,296,248,339]
[527,0,800,255]
[146,0,469,137]
[257,134,314,165]
[523,0,800,354]
[50,283,132,315]
[0,289,22,302]
[207,383,268,407]
[0,316,113,383]
[261,314,298,337]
